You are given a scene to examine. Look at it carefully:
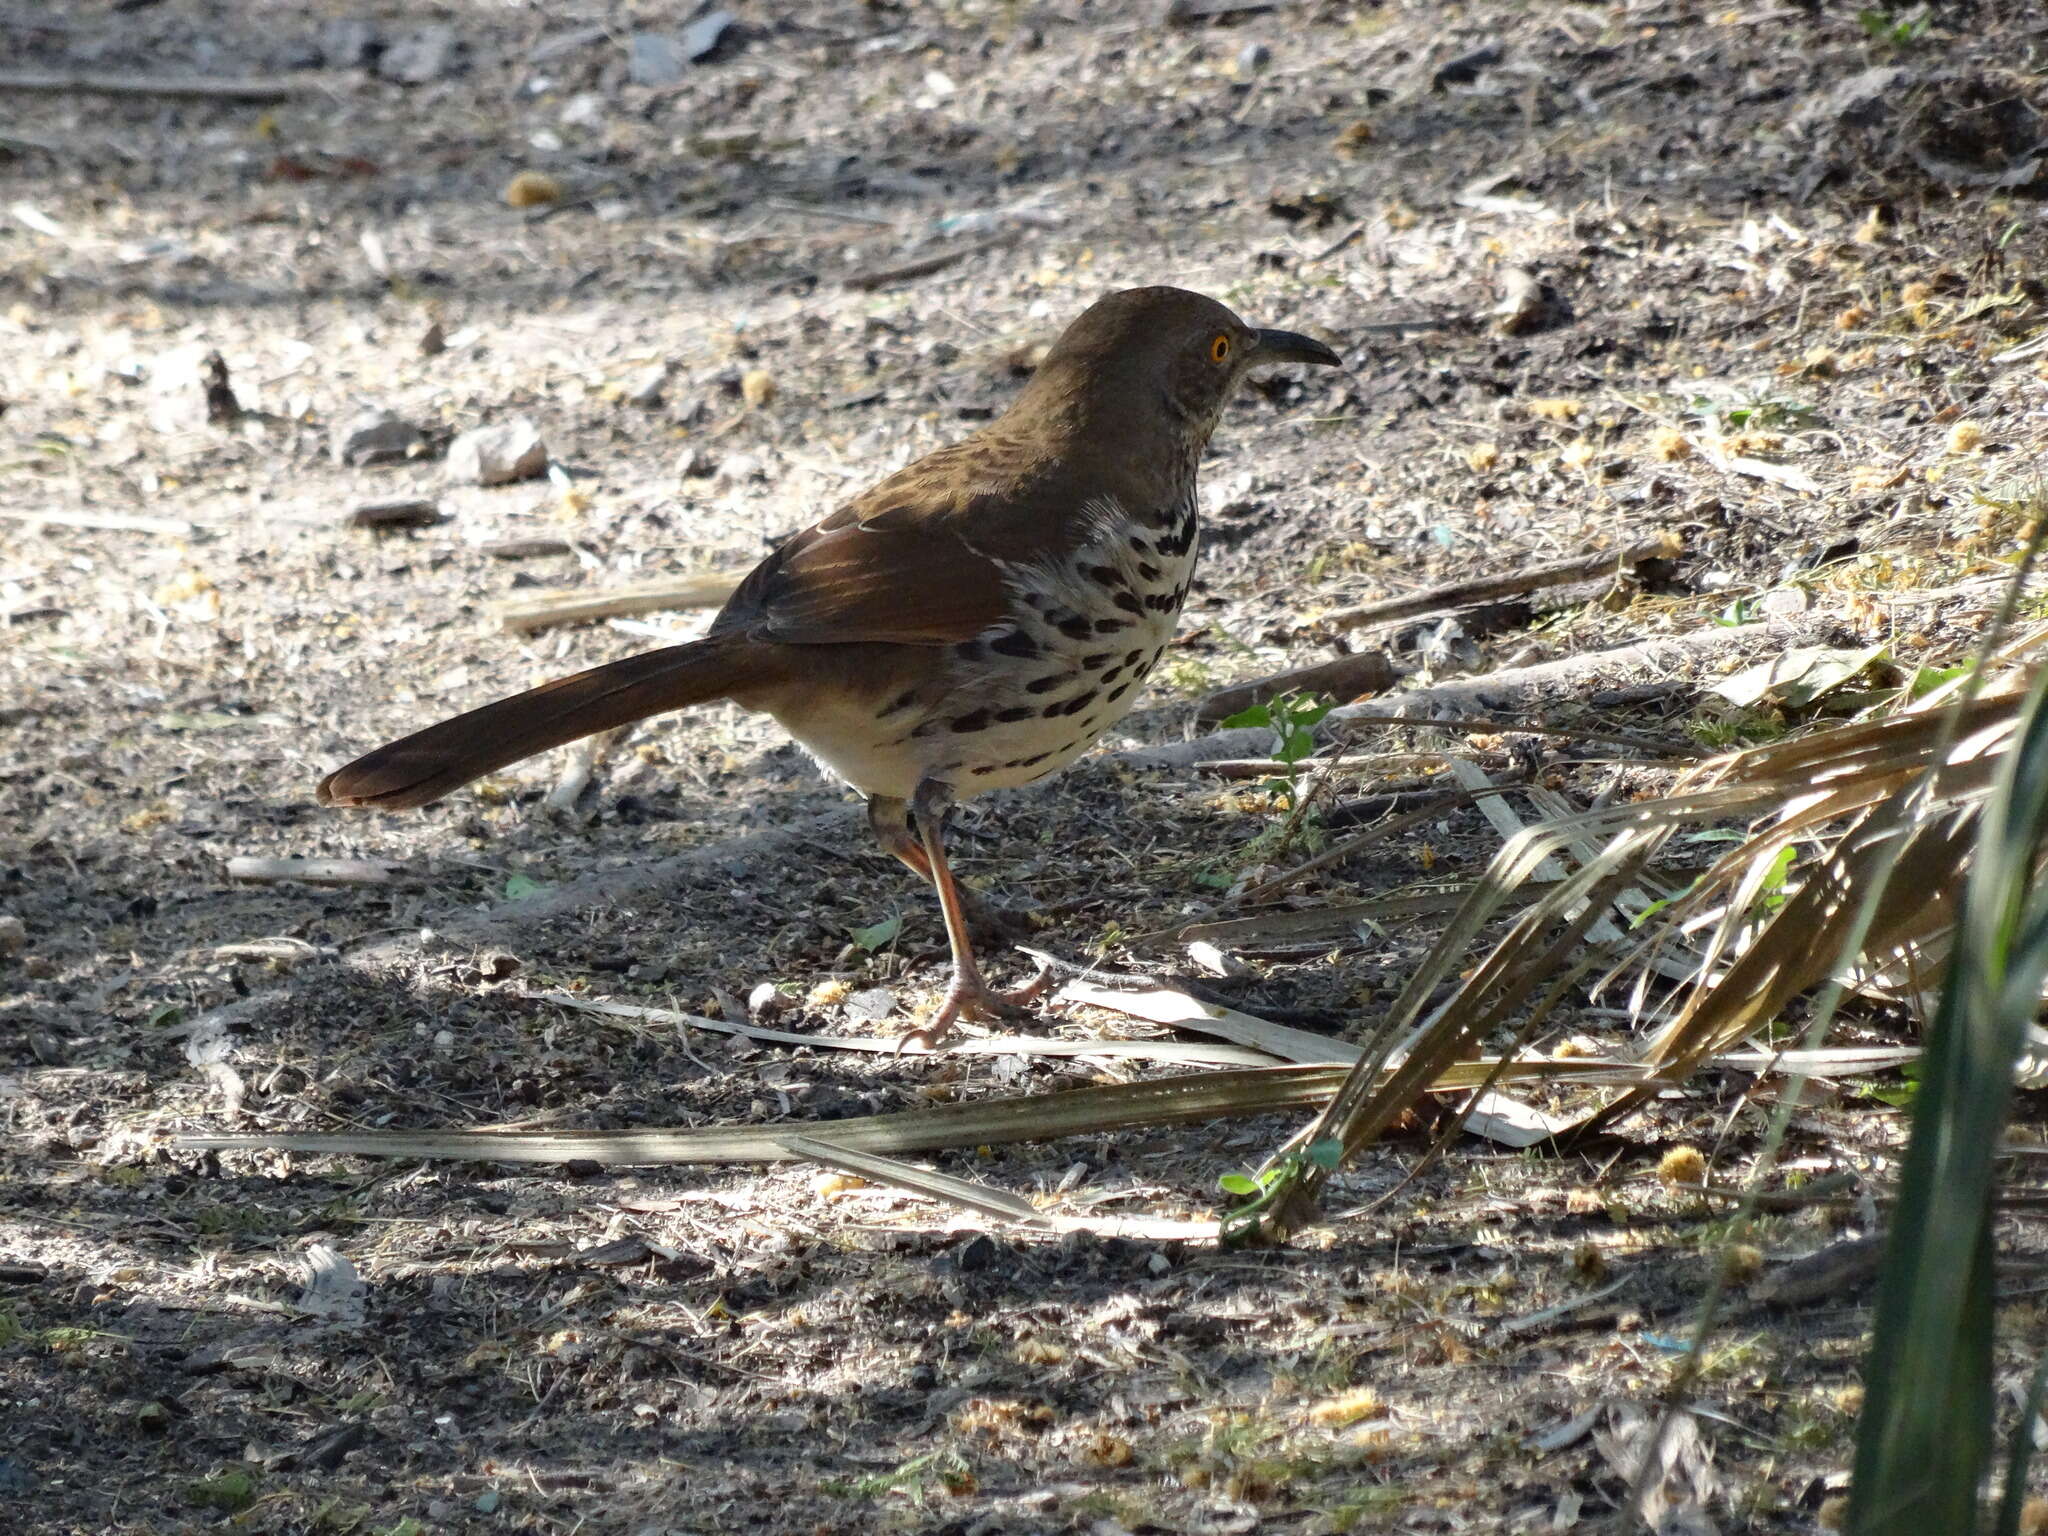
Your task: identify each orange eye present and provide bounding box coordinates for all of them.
[1209,334,1231,363]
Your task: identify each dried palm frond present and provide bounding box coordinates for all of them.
[1250,626,2048,1238]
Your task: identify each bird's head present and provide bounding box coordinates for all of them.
[1016,285,1342,446]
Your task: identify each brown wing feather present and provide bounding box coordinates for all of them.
[711,429,1110,649]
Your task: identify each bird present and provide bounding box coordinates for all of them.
[318,286,1341,1045]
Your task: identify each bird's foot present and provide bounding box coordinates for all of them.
[896,960,1056,1052]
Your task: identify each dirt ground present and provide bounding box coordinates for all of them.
[6,1,2048,1531]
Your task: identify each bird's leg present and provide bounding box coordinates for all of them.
[894,780,1051,1049]
[864,795,1029,948]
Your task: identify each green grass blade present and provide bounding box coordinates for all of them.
[1850,657,2048,1534]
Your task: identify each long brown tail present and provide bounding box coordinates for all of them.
[318,637,764,810]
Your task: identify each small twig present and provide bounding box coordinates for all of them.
[348,498,444,531]
[843,234,1014,292]
[0,508,196,536]
[1318,532,1682,635]
[1335,711,1686,757]
[0,69,301,101]
[224,857,411,887]
[493,572,743,633]
[544,726,633,812]
[1195,650,1401,727]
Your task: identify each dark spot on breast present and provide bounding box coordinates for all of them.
[972,764,999,775]
[1059,738,1080,754]
[1007,751,1053,769]
[1086,563,1126,588]
[1044,690,1099,719]
[989,628,1038,659]
[1124,649,1144,668]
[1144,591,1178,613]
[1102,667,1126,686]
[1106,682,1132,702]
[1026,674,1067,694]
[1128,533,1152,553]
[1113,591,1143,616]
[1056,615,1093,640]
[950,708,992,733]
[1156,525,1195,558]
[881,688,919,717]
[1093,617,1129,634]
[994,705,1035,723]
[1081,651,1112,670]
[1136,561,1162,583]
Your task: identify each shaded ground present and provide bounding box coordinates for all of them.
[4,1,2048,1530]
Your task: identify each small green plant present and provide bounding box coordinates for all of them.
[834,1449,972,1506]
[1857,6,1930,47]
[1219,1137,1344,1247]
[1222,690,1334,767]
[1686,708,1787,750]
[1688,394,1819,433]
[185,1470,258,1514]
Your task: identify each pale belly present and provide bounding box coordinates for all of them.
[768,505,1197,802]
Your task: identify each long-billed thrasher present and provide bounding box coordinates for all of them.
[319,287,1341,1044]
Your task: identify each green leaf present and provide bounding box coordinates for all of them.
[1220,702,1275,731]
[1218,1173,1259,1196]
[849,913,904,952]
[502,874,548,901]
[1909,663,1972,700]
[1307,1137,1344,1170]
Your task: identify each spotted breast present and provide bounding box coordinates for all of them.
[761,490,1200,802]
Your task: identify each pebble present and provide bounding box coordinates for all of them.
[627,31,687,86]
[1236,41,1271,73]
[334,409,425,467]
[682,9,737,62]
[0,915,25,955]
[378,25,464,84]
[446,419,548,486]
[625,362,672,408]
[717,452,762,484]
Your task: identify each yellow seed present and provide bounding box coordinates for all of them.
[1526,397,1581,421]
[504,170,562,208]
[1307,1388,1383,1427]
[1658,1145,1707,1187]
[1652,427,1691,461]
[1721,1243,1765,1284]
[741,368,776,408]
[1465,442,1500,471]
[1947,420,1985,453]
